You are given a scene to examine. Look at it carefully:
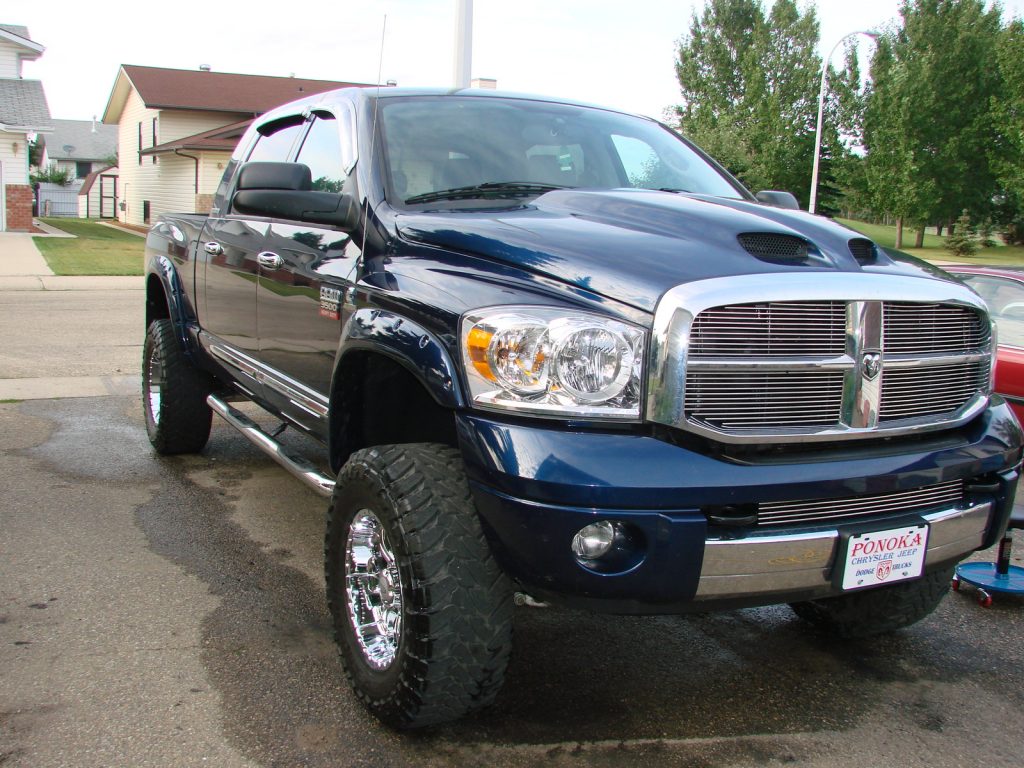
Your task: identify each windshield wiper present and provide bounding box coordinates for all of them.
[404,181,572,205]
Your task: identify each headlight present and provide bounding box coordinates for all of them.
[460,307,646,419]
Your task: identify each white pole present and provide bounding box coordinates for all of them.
[808,31,878,215]
[454,0,473,89]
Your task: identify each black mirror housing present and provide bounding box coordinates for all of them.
[755,190,801,210]
[232,161,360,231]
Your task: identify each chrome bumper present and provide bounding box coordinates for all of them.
[694,502,991,600]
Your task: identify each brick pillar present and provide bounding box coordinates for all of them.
[4,184,34,231]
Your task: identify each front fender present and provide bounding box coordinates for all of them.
[335,308,465,408]
[146,252,195,354]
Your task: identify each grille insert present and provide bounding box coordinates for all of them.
[884,303,988,354]
[879,362,988,420]
[686,370,845,429]
[758,481,964,527]
[690,302,846,358]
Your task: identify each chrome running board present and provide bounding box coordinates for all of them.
[206,394,336,498]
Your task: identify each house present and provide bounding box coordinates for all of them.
[0,24,53,231]
[101,65,368,227]
[43,118,117,180]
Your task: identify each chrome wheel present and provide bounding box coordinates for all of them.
[345,510,403,670]
[145,341,163,425]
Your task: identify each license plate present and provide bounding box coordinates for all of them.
[840,524,929,591]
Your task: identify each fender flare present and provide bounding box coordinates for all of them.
[334,308,465,409]
[146,254,195,353]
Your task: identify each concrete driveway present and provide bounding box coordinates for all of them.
[1,244,1022,767]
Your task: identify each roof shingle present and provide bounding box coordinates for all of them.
[45,119,118,161]
[123,65,369,115]
[0,79,53,130]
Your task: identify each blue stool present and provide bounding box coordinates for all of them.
[953,506,1024,607]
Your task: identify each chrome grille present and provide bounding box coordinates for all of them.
[675,294,991,440]
[880,361,989,420]
[686,370,844,428]
[690,302,845,358]
[758,481,964,527]
[885,303,988,354]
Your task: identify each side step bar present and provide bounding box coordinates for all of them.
[206,394,336,498]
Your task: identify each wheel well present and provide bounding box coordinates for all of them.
[329,351,458,472]
[146,274,171,328]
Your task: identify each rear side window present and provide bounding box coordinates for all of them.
[247,117,306,163]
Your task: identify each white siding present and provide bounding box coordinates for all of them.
[0,129,29,185]
[199,152,232,194]
[159,110,242,144]
[115,89,160,225]
[0,39,23,78]
[115,88,247,226]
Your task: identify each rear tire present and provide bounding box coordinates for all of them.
[324,444,513,729]
[142,319,213,454]
[789,565,955,638]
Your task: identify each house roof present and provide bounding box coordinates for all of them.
[103,65,370,124]
[0,24,44,55]
[0,79,53,131]
[141,118,250,156]
[45,119,118,161]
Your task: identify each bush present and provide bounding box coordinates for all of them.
[946,209,978,256]
[30,166,74,186]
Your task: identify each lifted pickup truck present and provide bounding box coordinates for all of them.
[143,87,1022,728]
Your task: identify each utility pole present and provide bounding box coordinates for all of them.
[454,0,473,89]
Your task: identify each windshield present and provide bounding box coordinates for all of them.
[378,96,746,206]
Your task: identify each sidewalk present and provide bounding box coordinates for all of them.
[0,232,54,276]
[0,232,141,290]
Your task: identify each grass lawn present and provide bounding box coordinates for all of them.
[838,218,1024,266]
[34,218,144,276]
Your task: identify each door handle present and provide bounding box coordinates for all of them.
[257,251,284,270]
[204,241,223,256]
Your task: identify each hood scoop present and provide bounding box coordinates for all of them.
[737,232,815,264]
[847,237,880,264]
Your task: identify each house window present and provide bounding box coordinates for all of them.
[152,118,158,164]
[138,122,142,165]
[143,200,151,224]
[75,161,91,178]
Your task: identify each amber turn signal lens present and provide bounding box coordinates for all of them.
[467,327,496,381]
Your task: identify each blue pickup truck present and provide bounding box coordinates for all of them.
[143,87,1022,728]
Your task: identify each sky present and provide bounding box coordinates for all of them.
[15,0,1024,123]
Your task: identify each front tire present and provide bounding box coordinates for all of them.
[324,444,514,729]
[142,319,213,454]
[789,565,955,639]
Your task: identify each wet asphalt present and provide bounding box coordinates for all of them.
[1,285,1023,767]
[2,394,1022,768]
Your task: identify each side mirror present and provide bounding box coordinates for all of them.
[755,190,801,211]
[232,161,360,231]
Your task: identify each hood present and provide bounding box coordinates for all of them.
[395,189,952,313]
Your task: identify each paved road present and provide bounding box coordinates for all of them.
[1,284,1023,768]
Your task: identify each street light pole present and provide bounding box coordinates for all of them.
[454,0,473,89]
[808,30,878,215]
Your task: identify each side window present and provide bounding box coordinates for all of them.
[246,117,305,163]
[295,114,345,192]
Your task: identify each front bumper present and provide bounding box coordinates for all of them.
[456,400,1022,613]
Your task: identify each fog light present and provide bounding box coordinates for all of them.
[572,521,617,560]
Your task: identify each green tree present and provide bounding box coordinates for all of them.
[674,0,860,211]
[991,20,1024,242]
[863,0,1003,246]
[945,209,977,256]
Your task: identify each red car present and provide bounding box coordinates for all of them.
[947,265,1024,423]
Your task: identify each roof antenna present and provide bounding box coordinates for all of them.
[360,14,387,262]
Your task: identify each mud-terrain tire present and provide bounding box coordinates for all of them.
[324,444,514,729]
[142,319,213,454]
[789,565,955,638]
